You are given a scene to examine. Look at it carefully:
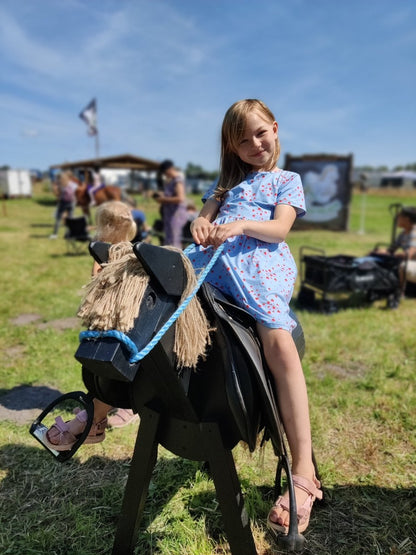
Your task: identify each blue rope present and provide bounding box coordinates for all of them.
[79,329,141,361]
[79,243,224,364]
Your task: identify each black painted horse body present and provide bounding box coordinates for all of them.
[37,241,310,553]
[78,241,305,450]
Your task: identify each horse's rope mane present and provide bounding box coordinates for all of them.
[77,242,213,369]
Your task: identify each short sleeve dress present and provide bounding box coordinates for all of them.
[186,170,306,331]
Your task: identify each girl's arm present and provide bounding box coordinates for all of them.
[407,246,416,260]
[190,198,220,247]
[206,204,297,248]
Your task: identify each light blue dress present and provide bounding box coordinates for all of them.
[186,170,306,331]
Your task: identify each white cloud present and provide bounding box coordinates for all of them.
[0,0,415,170]
[21,129,39,137]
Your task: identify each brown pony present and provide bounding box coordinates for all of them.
[75,182,122,221]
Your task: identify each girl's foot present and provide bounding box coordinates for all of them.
[107,408,139,429]
[267,475,322,534]
[45,410,107,451]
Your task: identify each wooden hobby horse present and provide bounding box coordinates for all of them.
[31,241,319,554]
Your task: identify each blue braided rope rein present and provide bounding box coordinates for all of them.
[79,243,224,364]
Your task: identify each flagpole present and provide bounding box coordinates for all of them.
[79,98,99,160]
[358,173,368,235]
[95,132,100,160]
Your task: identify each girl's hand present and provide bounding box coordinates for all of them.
[207,221,245,248]
[190,216,215,247]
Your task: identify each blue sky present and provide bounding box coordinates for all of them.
[1,0,415,172]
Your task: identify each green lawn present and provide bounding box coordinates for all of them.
[0,185,415,554]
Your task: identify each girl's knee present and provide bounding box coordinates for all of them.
[258,326,292,350]
[258,327,299,367]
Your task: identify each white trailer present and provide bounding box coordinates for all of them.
[0,169,32,197]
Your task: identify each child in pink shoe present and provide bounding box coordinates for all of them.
[45,201,139,451]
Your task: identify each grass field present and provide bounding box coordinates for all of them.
[0,184,415,554]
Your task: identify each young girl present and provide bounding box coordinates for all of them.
[187,99,322,534]
[45,201,139,450]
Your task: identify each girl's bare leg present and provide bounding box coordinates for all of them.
[256,325,315,528]
[93,398,112,421]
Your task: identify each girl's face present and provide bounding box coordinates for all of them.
[234,110,278,171]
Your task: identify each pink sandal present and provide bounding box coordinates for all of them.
[267,475,323,535]
[107,408,139,429]
[45,410,107,451]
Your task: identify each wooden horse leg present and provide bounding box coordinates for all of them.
[112,406,258,555]
[112,408,159,555]
[201,422,258,555]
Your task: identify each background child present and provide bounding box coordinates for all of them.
[45,201,138,450]
[188,99,322,535]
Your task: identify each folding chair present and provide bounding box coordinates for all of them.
[64,216,91,254]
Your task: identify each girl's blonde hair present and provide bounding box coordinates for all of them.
[215,99,280,201]
[95,201,137,243]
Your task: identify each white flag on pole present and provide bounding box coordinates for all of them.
[79,98,98,136]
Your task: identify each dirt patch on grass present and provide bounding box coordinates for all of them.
[10,313,80,331]
[10,313,42,326]
[2,314,81,423]
[2,345,25,366]
[38,317,80,331]
[0,384,63,424]
[319,362,367,380]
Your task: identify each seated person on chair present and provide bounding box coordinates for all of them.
[373,207,416,292]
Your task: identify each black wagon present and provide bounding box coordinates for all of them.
[297,246,402,313]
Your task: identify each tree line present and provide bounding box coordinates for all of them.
[186,162,416,177]
[355,162,416,172]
